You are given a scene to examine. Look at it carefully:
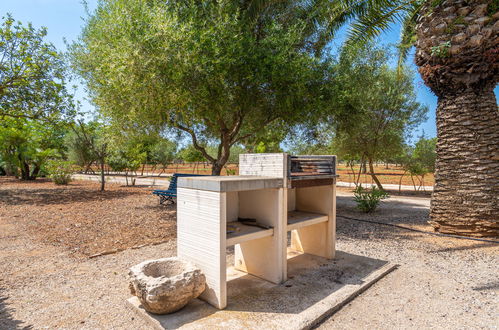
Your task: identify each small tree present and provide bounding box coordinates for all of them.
[413,136,437,174]
[71,121,108,191]
[65,131,98,173]
[407,135,437,191]
[178,145,205,174]
[108,143,147,186]
[151,139,177,175]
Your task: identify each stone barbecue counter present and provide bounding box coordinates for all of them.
[177,175,283,192]
[176,153,337,310]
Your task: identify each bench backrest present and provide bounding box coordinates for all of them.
[168,173,207,191]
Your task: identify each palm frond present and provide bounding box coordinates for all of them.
[396,1,424,74]
[345,0,417,45]
[239,0,423,60]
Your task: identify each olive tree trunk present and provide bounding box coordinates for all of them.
[368,158,384,190]
[211,162,224,176]
[100,158,105,191]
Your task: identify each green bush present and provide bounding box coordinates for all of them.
[353,186,389,213]
[46,160,73,185]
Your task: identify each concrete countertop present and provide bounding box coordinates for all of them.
[177,175,283,192]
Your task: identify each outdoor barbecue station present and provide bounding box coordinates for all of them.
[176,153,337,309]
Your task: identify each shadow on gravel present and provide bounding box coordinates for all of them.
[0,288,32,330]
[118,184,155,188]
[0,177,51,184]
[135,203,176,212]
[472,281,499,291]
[336,195,430,241]
[0,187,141,206]
[429,242,498,253]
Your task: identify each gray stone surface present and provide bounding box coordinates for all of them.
[129,258,206,315]
[177,176,283,192]
[127,251,396,329]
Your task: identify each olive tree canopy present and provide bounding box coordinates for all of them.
[70,0,330,174]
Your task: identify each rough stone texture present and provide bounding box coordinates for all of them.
[415,0,499,237]
[129,258,206,314]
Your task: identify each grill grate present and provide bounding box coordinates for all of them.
[287,155,337,187]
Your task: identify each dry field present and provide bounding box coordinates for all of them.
[336,164,435,187]
[0,177,176,258]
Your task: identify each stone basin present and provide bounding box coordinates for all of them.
[129,257,206,314]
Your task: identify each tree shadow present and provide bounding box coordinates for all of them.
[337,195,430,223]
[118,184,155,188]
[472,281,499,292]
[133,200,177,212]
[336,195,431,241]
[0,177,52,185]
[0,287,32,330]
[429,242,498,253]
[0,186,141,206]
[382,188,432,198]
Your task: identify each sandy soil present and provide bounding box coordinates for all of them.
[0,179,497,329]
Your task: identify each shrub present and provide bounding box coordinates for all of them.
[46,160,73,185]
[353,186,389,213]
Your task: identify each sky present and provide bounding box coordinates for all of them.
[2,0,498,142]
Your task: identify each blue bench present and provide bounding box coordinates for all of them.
[153,173,207,205]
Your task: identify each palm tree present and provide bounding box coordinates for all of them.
[413,1,498,237]
[344,0,498,237]
[248,0,498,237]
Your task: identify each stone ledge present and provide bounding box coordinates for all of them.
[177,176,283,192]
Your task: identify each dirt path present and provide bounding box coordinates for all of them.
[1,181,497,329]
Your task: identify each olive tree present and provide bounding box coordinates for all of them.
[329,45,427,190]
[70,0,327,175]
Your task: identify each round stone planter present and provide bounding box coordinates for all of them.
[129,257,206,314]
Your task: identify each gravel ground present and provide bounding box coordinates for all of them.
[320,192,499,329]
[1,182,497,329]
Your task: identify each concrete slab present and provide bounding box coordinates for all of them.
[126,251,397,330]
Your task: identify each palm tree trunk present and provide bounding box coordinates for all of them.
[429,88,499,237]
